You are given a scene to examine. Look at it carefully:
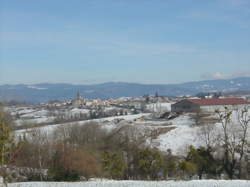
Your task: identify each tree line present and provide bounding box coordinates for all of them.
[0,104,250,181]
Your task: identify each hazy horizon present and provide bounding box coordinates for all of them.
[1,76,250,86]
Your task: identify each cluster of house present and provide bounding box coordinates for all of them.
[171,97,250,113]
[48,92,113,109]
[45,91,250,114]
[70,92,170,110]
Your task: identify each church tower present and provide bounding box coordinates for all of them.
[76,91,81,100]
[72,92,84,107]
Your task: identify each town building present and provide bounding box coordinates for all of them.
[171,98,250,113]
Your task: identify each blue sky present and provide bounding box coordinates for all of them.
[0,0,250,84]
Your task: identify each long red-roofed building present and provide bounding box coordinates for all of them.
[171,98,250,113]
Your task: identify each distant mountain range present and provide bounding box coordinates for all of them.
[1,77,250,103]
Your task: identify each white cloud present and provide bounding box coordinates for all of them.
[201,72,250,80]
[201,72,227,80]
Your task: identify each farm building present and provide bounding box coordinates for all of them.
[171,98,250,113]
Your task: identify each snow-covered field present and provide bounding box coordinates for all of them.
[14,117,56,126]
[8,180,250,187]
[152,114,197,155]
[155,110,250,155]
[15,113,151,136]
[10,105,250,157]
[7,107,36,116]
[14,109,250,156]
[6,106,54,126]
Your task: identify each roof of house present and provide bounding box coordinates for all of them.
[186,98,250,106]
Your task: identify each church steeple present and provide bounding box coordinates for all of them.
[77,91,81,99]
[72,91,85,107]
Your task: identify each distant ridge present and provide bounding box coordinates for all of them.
[0,77,250,103]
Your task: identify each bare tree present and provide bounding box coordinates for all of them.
[236,106,250,178]
[216,107,237,179]
[198,123,217,149]
[215,106,250,179]
[29,129,51,181]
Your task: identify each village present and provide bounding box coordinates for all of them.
[7,91,250,129]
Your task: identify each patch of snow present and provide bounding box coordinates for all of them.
[156,125,202,155]
[169,114,194,126]
[26,85,48,90]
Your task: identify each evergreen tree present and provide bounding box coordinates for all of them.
[102,151,127,179]
[179,160,197,178]
[135,148,163,179]
[186,146,218,179]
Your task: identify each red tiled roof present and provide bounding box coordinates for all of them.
[187,98,250,106]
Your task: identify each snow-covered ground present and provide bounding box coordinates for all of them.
[69,108,89,114]
[9,106,134,127]
[14,117,56,126]
[21,109,49,118]
[14,109,250,156]
[155,110,250,155]
[15,113,151,136]
[10,105,250,157]
[156,125,201,155]
[7,107,36,116]
[7,180,250,187]
[153,114,199,155]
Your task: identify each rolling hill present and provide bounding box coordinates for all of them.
[1,77,250,103]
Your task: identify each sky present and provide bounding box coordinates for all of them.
[0,0,250,85]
